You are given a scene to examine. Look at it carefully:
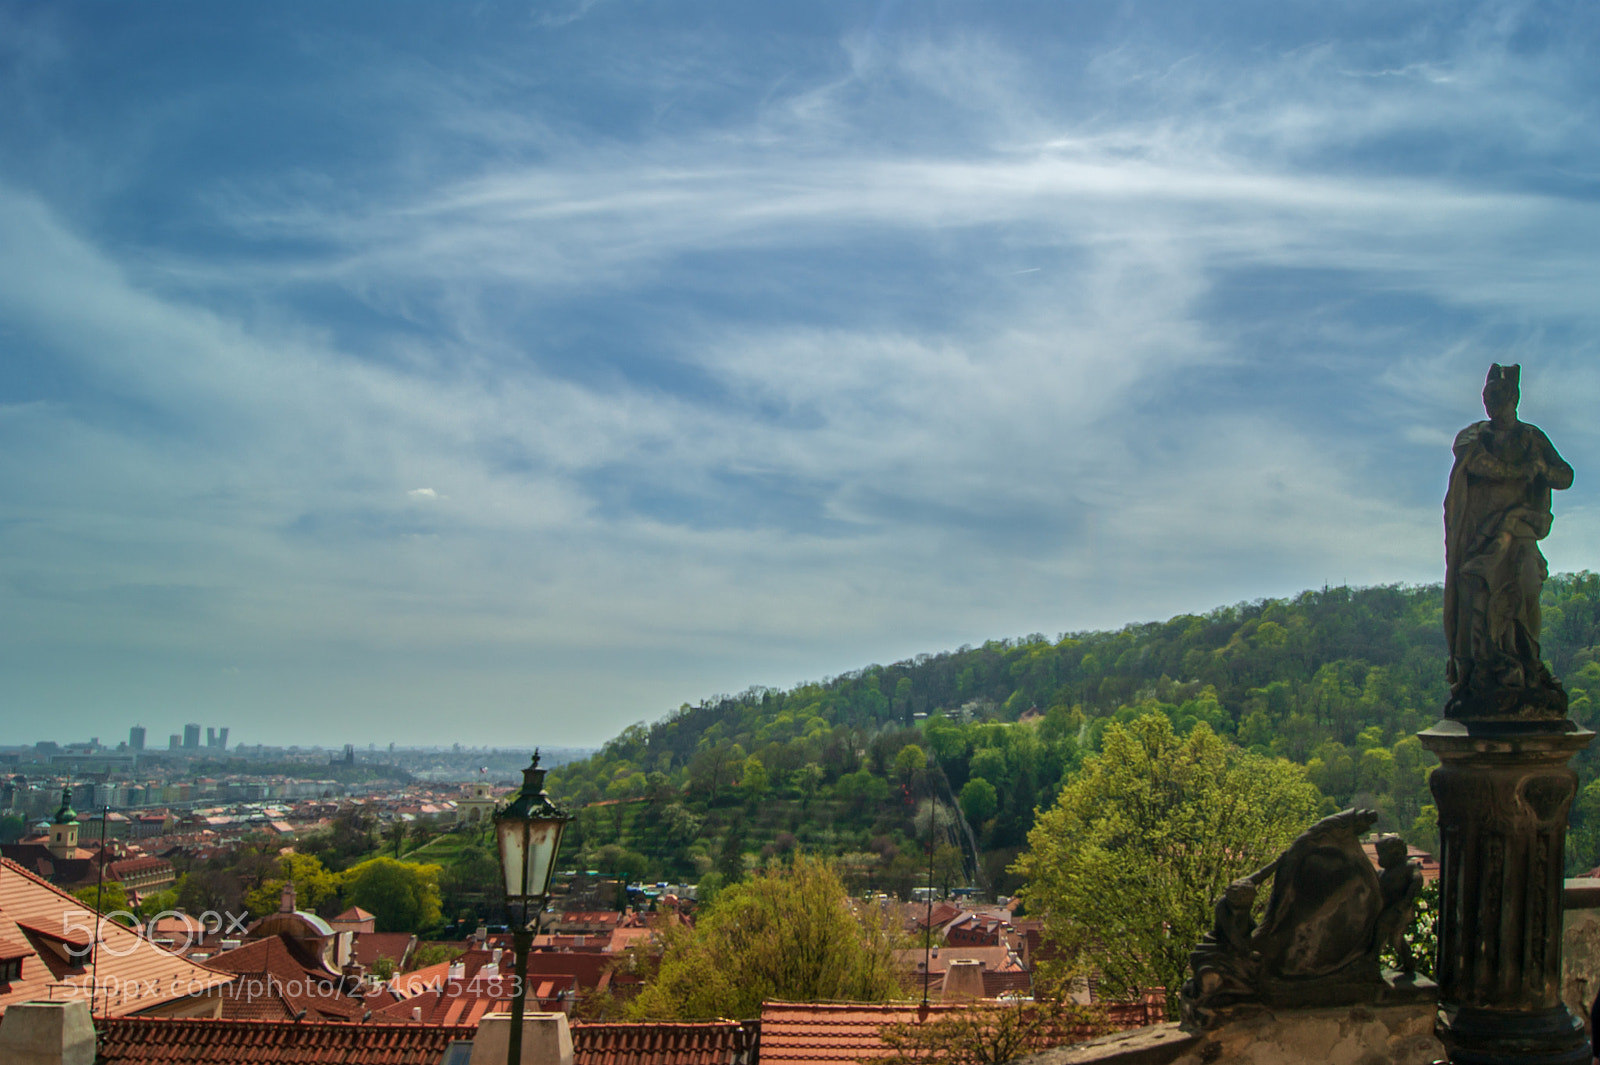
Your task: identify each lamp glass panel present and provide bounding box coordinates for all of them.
[521,820,564,900]
[497,819,527,898]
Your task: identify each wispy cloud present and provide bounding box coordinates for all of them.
[2,3,1597,743]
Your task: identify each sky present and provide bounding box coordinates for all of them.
[4,1,1600,749]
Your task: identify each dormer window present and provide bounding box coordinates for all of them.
[0,936,32,986]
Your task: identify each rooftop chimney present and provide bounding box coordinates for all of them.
[941,958,985,1002]
[0,1000,95,1065]
[280,880,297,913]
[470,1013,573,1065]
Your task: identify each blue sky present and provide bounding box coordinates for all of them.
[4,1,1600,748]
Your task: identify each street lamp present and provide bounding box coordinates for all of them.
[494,750,571,1065]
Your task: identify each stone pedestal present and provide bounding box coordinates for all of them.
[1421,717,1595,1065]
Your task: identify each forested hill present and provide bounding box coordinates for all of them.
[549,573,1600,891]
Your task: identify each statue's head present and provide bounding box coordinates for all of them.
[1483,363,1521,421]
[1224,879,1257,908]
[1376,834,1407,868]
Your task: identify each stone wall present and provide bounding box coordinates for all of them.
[1563,877,1600,1038]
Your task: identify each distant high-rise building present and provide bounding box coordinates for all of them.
[169,734,181,751]
[218,727,229,751]
[343,744,355,766]
[206,727,216,747]
[129,726,146,751]
[183,724,200,749]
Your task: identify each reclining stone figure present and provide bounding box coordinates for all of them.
[1181,809,1425,1028]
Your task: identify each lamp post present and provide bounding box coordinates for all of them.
[494,751,571,1065]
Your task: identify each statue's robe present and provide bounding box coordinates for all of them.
[1252,812,1380,980]
[1443,419,1571,704]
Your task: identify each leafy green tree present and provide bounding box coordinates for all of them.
[969,748,1008,789]
[716,820,748,883]
[738,757,770,803]
[694,870,726,908]
[627,856,906,1020]
[1381,878,1438,979]
[932,842,965,898]
[244,854,341,918]
[893,744,926,788]
[73,881,130,916]
[410,942,462,971]
[796,762,825,810]
[1569,780,1600,874]
[959,778,998,825]
[137,886,181,920]
[439,841,500,924]
[661,803,702,844]
[1015,714,1321,1017]
[342,858,443,933]
[0,815,24,845]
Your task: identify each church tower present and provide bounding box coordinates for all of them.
[47,786,79,859]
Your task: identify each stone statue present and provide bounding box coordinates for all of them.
[1185,877,1265,1013]
[1373,835,1423,974]
[1181,810,1431,1027]
[1444,363,1573,719]
[1250,808,1381,985]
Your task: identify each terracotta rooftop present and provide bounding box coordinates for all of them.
[896,944,1021,975]
[571,1020,750,1065]
[981,970,1034,997]
[200,935,363,1022]
[756,1001,968,1065]
[907,903,962,932]
[758,999,1159,1065]
[97,1017,475,1064]
[0,857,233,1017]
[352,931,416,969]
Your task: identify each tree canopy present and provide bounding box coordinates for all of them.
[1014,714,1321,1016]
[539,576,1600,891]
[626,855,906,1020]
[341,857,443,933]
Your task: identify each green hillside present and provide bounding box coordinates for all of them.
[550,572,1600,893]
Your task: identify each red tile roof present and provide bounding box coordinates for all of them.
[200,936,363,1022]
[908,903,962,932]
[95,1014,753,1065]
[896,945,1021,976]
[757,1000,1157,1065]
[0,858,233,1017]
[352,932,416,969]
[376,949,574,1022]
[981,971,1033,997]
[757,1002,969,1065]
[97,1017,475,1064]
[571,1021,749,1065]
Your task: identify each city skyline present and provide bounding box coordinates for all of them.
[4,3,1600,747]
